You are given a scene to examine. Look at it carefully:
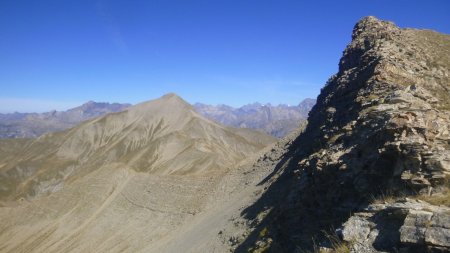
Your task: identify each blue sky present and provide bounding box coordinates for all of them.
[0,0,449,112]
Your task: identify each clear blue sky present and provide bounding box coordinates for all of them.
[0,0,449,112]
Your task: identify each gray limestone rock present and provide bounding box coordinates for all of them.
[340,200,450,252]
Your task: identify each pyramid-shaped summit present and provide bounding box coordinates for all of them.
[127,92,196,122]
[0,93,275,201]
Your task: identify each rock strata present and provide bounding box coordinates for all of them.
[339,199,450,252]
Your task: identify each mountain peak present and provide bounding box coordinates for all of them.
[121,94,198,133]
[339,15,402,72]
[158,93,191,107]
[161,92,179,99]
[84,100,96,105]
[134,93,192,113]
[351,15,399,41]
[355,15,383,28]
[78,100,97,110]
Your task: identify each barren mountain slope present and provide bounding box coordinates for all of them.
[0,101,131,138]
[0,93,275,253]
[0,93,274,201]
[148,125,306,253]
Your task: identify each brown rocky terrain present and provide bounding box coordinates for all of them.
[222,16,450,252]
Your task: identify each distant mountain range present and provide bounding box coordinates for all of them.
[0,101,131,138]
[194,98,316,137]
[0,98,315,138]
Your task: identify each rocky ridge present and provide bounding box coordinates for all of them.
[232,16,450,252]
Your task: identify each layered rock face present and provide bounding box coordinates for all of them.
[235,17,450,252]
[302,16,450,195]
[340,199,450,252]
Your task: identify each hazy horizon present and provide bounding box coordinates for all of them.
[0,93,317,114]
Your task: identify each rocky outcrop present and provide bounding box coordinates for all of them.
[234,16,450,252]
[297,16,450,195]
[339,199,450,252]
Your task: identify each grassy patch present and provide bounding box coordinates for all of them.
[370,190,399,204]
[259,227,269,238]
[249,244,271,253]
[307,231,352,253]
[323,232,351,253]
[367,94,379,101]
[417,188,450,206]
[416,175,450,206]
[328,133,344,144]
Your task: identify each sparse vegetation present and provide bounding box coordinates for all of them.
[416,175,450,206]
[367,94,379,101]
[370,190,400,204]
[306,231,352,253]
[320,243,351,253]
[259,227,269,238]
[328,133,344,144]
[322,231,351,253]
[246,227,272,253]
[417,187,450,206]
[249,244,271,253]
